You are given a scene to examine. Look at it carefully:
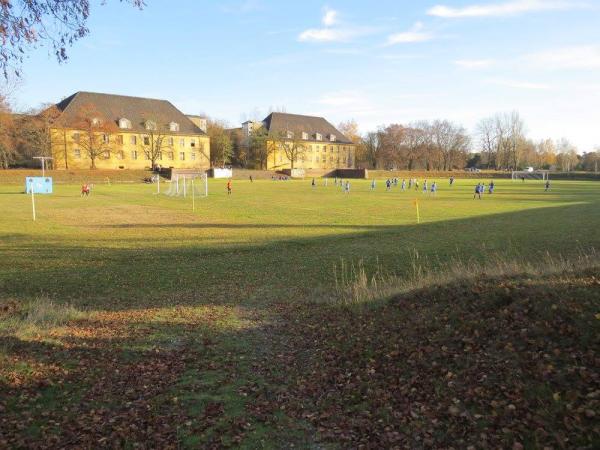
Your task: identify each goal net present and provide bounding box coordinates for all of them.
[163,174,208,197]
[511,170,549,181]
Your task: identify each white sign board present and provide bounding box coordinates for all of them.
[211,168,233,178]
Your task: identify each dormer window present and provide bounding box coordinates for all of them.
[119,118,132,129]
[91,117,100,126]
[169,122,180,132]
[145,120,157,131]
[329,134,336,142]
[315,133,322,141]
[286,130,294,139]
[302,132,309,140]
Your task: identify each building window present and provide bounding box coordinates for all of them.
[315,133,322,141]
[145,120,157,131]
[158,151,163,161]
[119,118,132,129]
[73,149,81,158]
[179,152,185,160]
[168,152,174,160]
[130,135,137,145]
[169,122,180,132]
[116,151,124,160]
[143,136,150,146]
[330,146,334,152]
[286,130,294,139]
[302,131,308,140]
[102,151,110,159]
[330,134,336,142]
[144,152,150,160]
[168,137,174,146]
[190,139,196,148]
[116,135,124,145]
[72,132,80,142]
[102,134,109,144]
[131,150,138,160]
[191,153,196,160]
[322,155,326,162]
[179,138,185,147]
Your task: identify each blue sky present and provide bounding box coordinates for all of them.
[13,0,600,151]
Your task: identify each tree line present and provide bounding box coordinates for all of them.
[341,112,596,173]
[1,96,598,173]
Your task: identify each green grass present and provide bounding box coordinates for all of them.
[1,178,598,306]
[0,177,599,447]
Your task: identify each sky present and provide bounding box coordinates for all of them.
[11,0,600,151]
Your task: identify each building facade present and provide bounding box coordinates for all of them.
[243,112,356,170]
[49,92,210,170]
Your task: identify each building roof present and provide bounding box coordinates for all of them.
[53,91,206,135]
[262,112,353,144]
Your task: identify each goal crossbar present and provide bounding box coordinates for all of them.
[511,170,549,181]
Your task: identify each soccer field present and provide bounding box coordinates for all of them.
[1,178,598,306]
[1,177,599,447]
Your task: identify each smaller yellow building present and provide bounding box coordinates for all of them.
[243,112,356,170]
[49,92,210,170]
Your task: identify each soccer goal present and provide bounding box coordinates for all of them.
[164,174,208,198]
[511,169,549,181]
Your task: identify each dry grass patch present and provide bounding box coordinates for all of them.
[332,249,600,305]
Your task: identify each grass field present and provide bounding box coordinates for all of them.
[1,178,599,448]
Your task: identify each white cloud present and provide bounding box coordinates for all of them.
[427,0,583,18]
[386,22,434,45]
[322,7,339,26]
[486,78,552,90]
[299,28,371,43]
[526,45,600,70]
[455,59,496,69]
[298,8,375,43]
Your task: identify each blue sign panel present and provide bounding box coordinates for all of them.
[25,177,53,194]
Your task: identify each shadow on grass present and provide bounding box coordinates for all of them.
[1,265,598,448]
[0,200,598,311]
[0,304,308,448]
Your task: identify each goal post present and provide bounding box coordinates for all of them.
[511,170,549,181]
[163,173,208,198]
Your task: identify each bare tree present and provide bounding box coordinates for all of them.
[0,0,144,78]
[380,124,405,169]
[72,105,116,169]
[138,118,173,170]
[361,131,382,169]
[401,124,428,170]
[505,111,526,170]
[555,138,578,172]
[535,139,556,169]
[429,120,470,171]
[269,129,307,170]
[476,117,498,169]
[337,119,361,144]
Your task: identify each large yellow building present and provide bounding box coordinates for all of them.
[243,112,356,170]
[49,92,210,170]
